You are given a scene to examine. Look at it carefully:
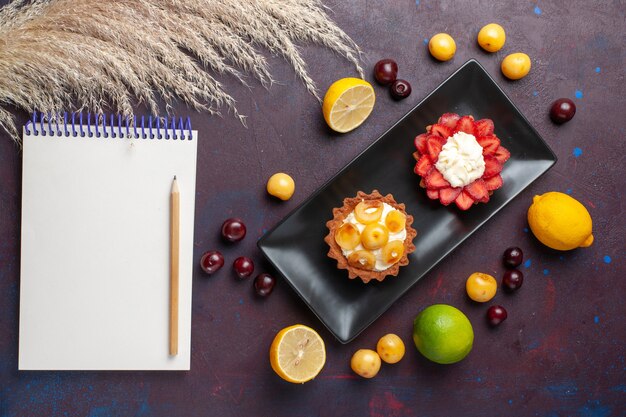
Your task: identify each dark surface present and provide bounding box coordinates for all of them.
[259,60,556,344]
[1,1,624,416]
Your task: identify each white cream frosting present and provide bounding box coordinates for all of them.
[434,132,485,188]
[341,202,406,271]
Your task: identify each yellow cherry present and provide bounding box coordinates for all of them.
[376,334,406,364]
[266,172,295,201]
[351,349,381,378]
[477,23,506,52]
[501,53,531,80]
[465,272,497,302]
[429,33,456,61]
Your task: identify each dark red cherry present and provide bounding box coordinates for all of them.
[221,218,246,242]
[200,250,224,274]
[233,256,254,279]
[503,247,523,268]
[502,269,524,291]
[549,98,576,124]
[373,59,398,85]
[390,79,412,100]
[487,305,508,326]
[254,273,275,297]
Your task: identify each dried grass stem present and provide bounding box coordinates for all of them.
[0,0,363,143]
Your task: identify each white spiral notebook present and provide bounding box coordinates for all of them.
[19,113,198,370]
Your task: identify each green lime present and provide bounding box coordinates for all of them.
[412,304,474,364]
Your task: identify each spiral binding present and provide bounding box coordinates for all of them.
[24,112,193,140]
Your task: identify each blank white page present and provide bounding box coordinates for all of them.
[19,128,197,370]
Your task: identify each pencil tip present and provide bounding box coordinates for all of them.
[174,175,177,180]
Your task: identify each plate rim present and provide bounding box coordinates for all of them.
[258,58,557,343]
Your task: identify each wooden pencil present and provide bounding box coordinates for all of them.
[170,176,180,356]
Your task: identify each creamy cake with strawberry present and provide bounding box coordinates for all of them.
[324,190,417,283]
[413,113,510,210]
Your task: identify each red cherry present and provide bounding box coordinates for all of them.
[390,79,412,100]
[503,247,523,268]
[487,305,508,326]
[502,269,524,291]
[233,256,254,279]
[254,273,275,297]
[221,218,246,242]
[373,59,398,85]
[549,98,576,124]
[200,250,224,274]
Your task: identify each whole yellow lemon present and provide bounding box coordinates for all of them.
[527,192,594,251]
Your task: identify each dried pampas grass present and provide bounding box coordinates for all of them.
[0,0,363,143]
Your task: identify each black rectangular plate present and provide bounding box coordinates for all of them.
[258,59,556,343]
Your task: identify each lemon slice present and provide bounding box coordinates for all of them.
[322,78,375,133]
[269,324,326,383]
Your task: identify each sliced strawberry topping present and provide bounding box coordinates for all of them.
[474,119,494,136]
[415,155,433,176]
[455,190,474,210]
[438,113,460,128]
[414,133,428,154]
[455,115,475,135]
[429,123,452,139]
[483,155,504,178]
[494,146,511,164]
[426,189,440,200]
[477,135,500,155]
[426,136,445,161]
[464,179,489,201]
[484,174,503,191]
[439,187,462,206]
[425,169,451,189]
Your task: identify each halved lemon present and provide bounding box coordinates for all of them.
[322,78,375,133]
[269,324,326,383]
